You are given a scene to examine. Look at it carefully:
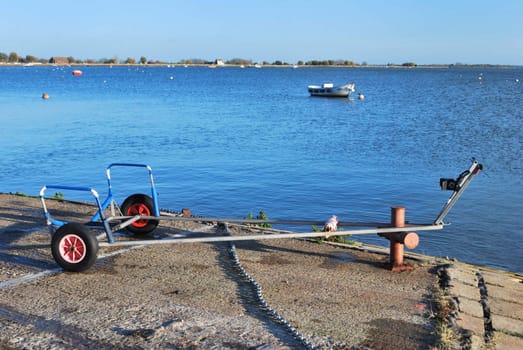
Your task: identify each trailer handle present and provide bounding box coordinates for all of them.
[39,185,115,243]
[434,159,483,225]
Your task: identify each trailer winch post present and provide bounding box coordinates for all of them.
[378,206,419,272]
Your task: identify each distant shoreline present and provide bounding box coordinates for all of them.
[0,62,519,69]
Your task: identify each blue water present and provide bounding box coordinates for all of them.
[1,65,522,273]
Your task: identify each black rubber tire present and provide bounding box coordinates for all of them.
[51,223,99,272]
[120,194,159,235]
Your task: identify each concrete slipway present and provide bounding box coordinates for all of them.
[0,193,522,349]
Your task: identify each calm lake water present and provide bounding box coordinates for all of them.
[1,65,522,273]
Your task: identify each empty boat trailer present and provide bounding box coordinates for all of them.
[39,160,483,272]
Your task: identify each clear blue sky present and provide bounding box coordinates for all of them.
[2,0,522,65]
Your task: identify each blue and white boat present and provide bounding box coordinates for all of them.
[307,82,355,97]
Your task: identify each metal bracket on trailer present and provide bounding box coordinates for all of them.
[434,159,483,225]
[111,215,144,232]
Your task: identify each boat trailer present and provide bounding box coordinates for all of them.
[40,160,483,272]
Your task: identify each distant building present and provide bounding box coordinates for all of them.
[49,56,69,65]
[215,58,225,66]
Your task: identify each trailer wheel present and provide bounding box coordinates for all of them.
[121,194,159,235]
[51,223,98,272]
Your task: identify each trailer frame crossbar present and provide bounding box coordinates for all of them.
[98,220,444,247]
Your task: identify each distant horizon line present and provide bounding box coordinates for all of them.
[0,52,519,68]
[0,62,519,69]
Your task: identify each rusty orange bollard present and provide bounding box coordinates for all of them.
[379,206,419,272]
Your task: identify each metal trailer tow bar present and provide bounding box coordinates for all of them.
[39,160,482,272]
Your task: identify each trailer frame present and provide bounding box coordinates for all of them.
[39,160,483,272]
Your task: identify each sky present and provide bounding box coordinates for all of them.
[1,0,522,65]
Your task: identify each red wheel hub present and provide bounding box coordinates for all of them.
[59,234,87,263]
[126,203,151,228]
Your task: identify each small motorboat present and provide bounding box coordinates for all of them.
[307,82,355,97]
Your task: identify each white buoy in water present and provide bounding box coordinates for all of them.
[358,93,365,100]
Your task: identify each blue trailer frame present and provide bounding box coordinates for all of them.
[40,163,160,243]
